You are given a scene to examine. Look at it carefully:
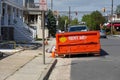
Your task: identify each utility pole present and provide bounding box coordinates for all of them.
[111,0,113,17]
[64,20,67,31]
[40,0,47,64]
[68,6,71,26]
[51,0,53,10]
[111,0,113,35]
[41,11,45,64]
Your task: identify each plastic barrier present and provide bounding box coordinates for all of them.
[55,31,100,56]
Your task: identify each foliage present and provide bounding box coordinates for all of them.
[57,15,69,31]
[82,14,92,29]
[116,5,120,14]
[81,11,106,30]
[46,10,56,37]
[70,18,79,26]
[57,16,79,31]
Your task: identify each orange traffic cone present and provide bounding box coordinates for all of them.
[51,51,55,58]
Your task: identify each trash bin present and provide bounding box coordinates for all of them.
[55,31,100,56]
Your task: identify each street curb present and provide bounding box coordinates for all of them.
[39,59,57,80]
[113,35,120,37]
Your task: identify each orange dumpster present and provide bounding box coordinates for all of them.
[55,31,100,56]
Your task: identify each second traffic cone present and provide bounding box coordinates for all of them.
[44,39,48,45]
[51,51,55,58]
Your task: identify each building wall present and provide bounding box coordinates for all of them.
[1,0,23,26]
[0,0,1,15]
[0,0,1,37]
[1,0,24,40]
[5,0,23,8]
[23,0,49,39]
[24,0,34,7]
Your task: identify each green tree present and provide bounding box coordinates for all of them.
[116,5,120,14]
[91,11,105,30]
[57,16,80,31]
[82,11,106,30]
[58,15,69,31]
[115,5,120,23]
[46,10,56,37]
[71,18,79,25]
[82,14,92,29]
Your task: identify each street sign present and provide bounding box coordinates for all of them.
[40,0,47,11]
[40,0,47,64]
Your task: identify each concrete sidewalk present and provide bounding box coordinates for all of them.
[0,38,57,80]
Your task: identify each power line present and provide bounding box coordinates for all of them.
[56,10,111,14]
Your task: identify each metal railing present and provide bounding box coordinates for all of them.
[25,3,40,11]
[27,3,40,8]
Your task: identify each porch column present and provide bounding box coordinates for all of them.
[18,10,21,18]
[20,10,23,21]
[14,8,17,18]
[4,4,8,25]
[10,6,14,25]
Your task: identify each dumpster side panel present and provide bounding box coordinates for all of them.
[56,31,100,55]
[57,44,100,54]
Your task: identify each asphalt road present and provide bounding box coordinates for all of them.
[71,38,120,80]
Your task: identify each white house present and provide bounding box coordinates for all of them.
[23,0,48,39]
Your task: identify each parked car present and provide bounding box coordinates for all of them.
[100,29,107,38]
[68,25,89,32]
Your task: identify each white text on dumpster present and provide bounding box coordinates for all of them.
[68,36,87,40]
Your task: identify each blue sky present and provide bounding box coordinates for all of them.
[46,0,119,11]
[35,0,120,11]
[36,0,120,20]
